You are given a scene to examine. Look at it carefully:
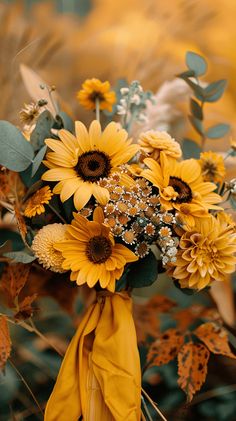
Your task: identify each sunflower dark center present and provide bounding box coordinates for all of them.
[76,150,111,182]
[86,235,112,264]
[89,91,105,102]
[169,176,192,203]
[202,161,217,176]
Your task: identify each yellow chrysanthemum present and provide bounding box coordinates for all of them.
[198,151,226,183]
[24,186,53,218]
[138,130,182,161]
[32,223,67,273]
[167,216,236,290]
[77,78,116,112]
[54,208,138,291]
[142,152,222,227]
[42,120,139,210]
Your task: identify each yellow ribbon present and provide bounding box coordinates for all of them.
[44,291,141,421]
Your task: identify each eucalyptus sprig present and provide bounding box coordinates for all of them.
[178,51,230,158]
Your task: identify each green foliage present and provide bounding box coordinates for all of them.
[190,98,203,120]
[186,51,207,76]
[30,110,54,151]
[0,121,34,172]
[206,124,230,139]
[203,79,227,102]
[31,145,47,177]
[57,111,74,133]
[4,249,36,263]
[182,139,201,159]
[127,251,158,288]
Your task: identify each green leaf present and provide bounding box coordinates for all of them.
[177,70,195,79]
[186,51,207,76]
[57,111,74,133]
[31,145,47,177]
[127,251,158,288]
[203,79,227,103]
[20,162,46,187]
[206,123,230,139]
[0,121,34,171]
[190,98,203,120]
[182,139,201,159]
[179,77,205,101]
[23,180,44,202]
[188,115,203,135]
[30,110,55,151]
[4,249,36,263]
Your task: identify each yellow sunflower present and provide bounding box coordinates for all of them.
[198,151,225,183]
[24,186,53,218]
[54,208,138,291]
[42,120,139,210]
[142,152,222,227]
[167,215,236,290]
[77,78,116,111]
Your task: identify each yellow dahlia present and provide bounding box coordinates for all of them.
[167,216,236,290]
[54,208,138,291]
[77,78,116,112]
[142,152,222,227]
[32,223,67,273]
[24,186,53,218]
[138,130,182,161]
[198,151,226,183]
[42,120,139,210]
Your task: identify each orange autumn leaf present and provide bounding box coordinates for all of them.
[194,322,236,359]
[174,305,205,331]
[133,302,160,343]
[146,295,176,313]
[178,342,210,402]
[147,328,184,366]
[1,264,30,307]
[0,316,11,370]
[14,205,27,242]
[14,293,37,320]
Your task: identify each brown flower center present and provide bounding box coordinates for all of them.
[169,176,192,203]
[86,235,112,263]
[76,150,111,182]
[89,91,105,102]
[202,161,217,177]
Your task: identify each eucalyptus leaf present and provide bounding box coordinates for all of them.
[179,77,205,101]
[206,123,230,139]
[190,98,203,120]
[203,79,227,103]
[182,138,201,159]
[57,111,74,133]
[30,110,55,151]
[31,145,47,177]
[4,249,36,263]
[127,251,158,288]
[0,121,34,171]
[188,115,203,135]
[186,51,207,76]
[177,70,195,79]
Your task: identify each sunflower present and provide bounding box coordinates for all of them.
[77,78,116,111]
[138,130,182,161]
[42,120,139,210]
[167,215,236,290]
[142,152,222,227]
[54,208,138,291]
[198,151,225,183]
[24,186,53,218]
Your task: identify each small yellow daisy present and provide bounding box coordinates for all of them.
[24,186,53,218]
[77,78,116,112]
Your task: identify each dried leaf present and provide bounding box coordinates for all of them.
[133,302,160,343]
[146,295,176,313]
[0,315,11,370]
[15,293,37,320]
[194,322,236,359]
[20,64,58,117]
[14,205,27,242]
[147,328,184,366]
[174,305,205,331]
[1,264,30,306]
[178,342,210,402]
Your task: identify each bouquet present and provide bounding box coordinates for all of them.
[0,51,236,421]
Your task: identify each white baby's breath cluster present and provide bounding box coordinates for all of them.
[159,236,179,266]
[228,178,236,194]
[117,80,155,127]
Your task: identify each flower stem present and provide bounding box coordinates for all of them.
[95,97,100,121]
[141,388,168,421]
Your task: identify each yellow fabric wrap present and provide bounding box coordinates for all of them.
[44,291,141,421]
